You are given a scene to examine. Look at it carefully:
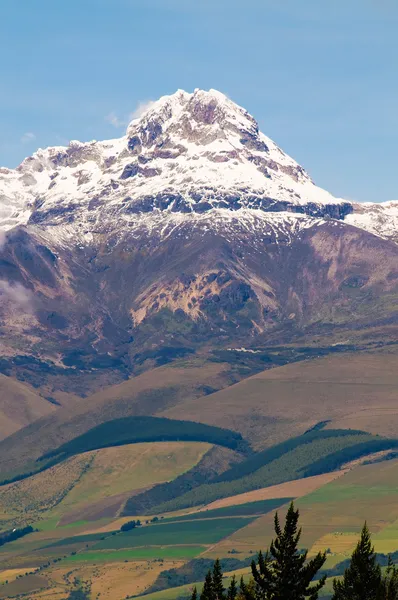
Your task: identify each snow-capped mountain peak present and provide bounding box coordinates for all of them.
[0,88,396,244]
[125,87,316,191]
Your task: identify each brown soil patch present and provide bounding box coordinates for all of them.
[59,490,139,525]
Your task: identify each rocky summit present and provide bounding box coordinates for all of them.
[0,89,397,395]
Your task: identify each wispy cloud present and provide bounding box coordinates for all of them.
[105,100,155,128]
[0,280,34,313]
[21,132,36,144]
[105,112,126,128]
[130,100,155,120]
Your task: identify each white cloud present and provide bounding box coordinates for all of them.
[130,100,155,120]
[106,100,155,129]
[105,112,126,128]
[21,132,36,144]
[0,280,34,313]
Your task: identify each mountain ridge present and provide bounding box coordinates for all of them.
[0,88,396,243]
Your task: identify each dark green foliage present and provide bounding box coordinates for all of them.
[330,526,398,599]
[0,525,35,547]
[213,559,225,599]
[151,433,377,513]
[216,430,366,484]
[302,440,398,478]
[143,557,253,596]
[66,583,91,600]
[39,416,249,467]
[227,575,238,600]
[123,428,394,517]
[332,524,382,600]
[241,503,326,600]
[66,589,90,600]
[120,519,141,532]
[191,586,198,600]
[319,549,398,582]
[201,570,215,600]
[192,504,326,600]
[196,563,235,600]
[380,557,398,599]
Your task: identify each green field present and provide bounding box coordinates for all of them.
[161,498,293,521]
[64,546,206,562]
[93,518,255,550]
[150,433,376,513]
[42,531,110,549]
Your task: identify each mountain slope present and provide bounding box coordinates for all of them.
[0,360,237,478]
[0,88,396,397]
[162,351,398,449]
[0,375,56,439]
[1,350,398,481]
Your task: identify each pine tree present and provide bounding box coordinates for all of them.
[201,570,215,600]
[213,559,226,599]
[381,556,398,600]
[227,575,238,600]
[191,586,198,600]
[332,523,381,600]
[241,502,326,600]
[239,577,255,600]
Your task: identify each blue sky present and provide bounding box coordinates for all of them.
[1,0,397,202]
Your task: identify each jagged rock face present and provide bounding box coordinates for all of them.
[0,89,397,393]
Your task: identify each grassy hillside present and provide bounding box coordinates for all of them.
[0,359,237,480]
[144,432,380,513]
[0,442,210,528]
[162,351,398,449]
[0,417,245,485]
[3,459,398,599]
[39,416,247,466]
[2,350,398,481]
[0,374,57,440]
[124,428,395,515]
[206,457,398,560]
[56,442,210,525]
[1,351,398,598]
